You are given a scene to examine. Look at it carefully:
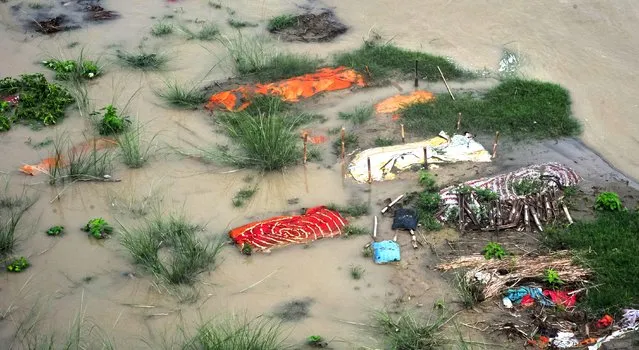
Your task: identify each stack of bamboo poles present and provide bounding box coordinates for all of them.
[447,182,574,233]
[437,251,591,299]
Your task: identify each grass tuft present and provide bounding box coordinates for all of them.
[151,22,173,36]
[335,43,473,83]
[232,187,257,207]
[115,50,168,70]
[47,135,115,185]
[454,272,483,309]
[180,23,220,41]
[183,316,286,350]
[228,18,258,29]
[401,78,581,140]
[154,80,207,109]
[221,35,320,82]
[267,14,297,32]
[116,122,158,169]
[331,133,359,155]
[326,202,369,217]
[119,214,224,285]
[374,137,395,147]
[342,225,370,238]
[544,211,639,315]
[338,105,374,125]
[350,264,365,280]
[374,310,448,349]
[0,187,34,257]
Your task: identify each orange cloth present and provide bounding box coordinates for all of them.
[375,90,435,114]
[206,67,365,112]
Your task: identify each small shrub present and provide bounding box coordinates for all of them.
[117,122,158,169]
[418,192,440,213]
[374,137,395,147]
[350,265,365,280]
[482,242,506,260]
[513,178,543,196]
[362,245,373,258]
[594,191,623,212]
[151,22,173,36]
[375,310,447,349]
[42,59,101,80]
[474,187,498,202]
[543,268,565,289]
[267,14,297,32]
[186,316,285,350]
[418,170,437,192]
[241,243,252,256]
[307,335,326,347]
[7,256,30,272]
[94,104,130,135]
[82,218,113,239]
[46,225,64,236]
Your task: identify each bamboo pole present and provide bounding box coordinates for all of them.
[437,66,455,100]
[400,124,405,143]
[562,202,574,225]
[381,194,404,214]
[373,216,378,239]
[367,157,372,184]
[340,127,346,161]
[303,132,308,164]
[414,60,419,87]
[457,112,462,131]
[492,131,500,159]
[423,147,428,169]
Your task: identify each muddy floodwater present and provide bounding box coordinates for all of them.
[1,0,639,349]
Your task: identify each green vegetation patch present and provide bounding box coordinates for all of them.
[46,225,65,236]
[335,43,473,83]
[115,50,168,70]
[82,218,113,239]
[6,256,30,273]
[42,58,101,80]
[232,188,257,207]
[185,316,285,350]
[93,104,131,135]
[338,104,374,125]
[0,73,74,131]
[228,19,258,29]
[401,79,581,140]
[267,14,297,32]
[151,22,173,36]
[544,211,639,314]
[154,80,207,109]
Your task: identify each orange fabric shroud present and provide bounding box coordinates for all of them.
[375,90,435,114]
[229,206,348,252]
[20,138,117,176]
[206,67,366,112]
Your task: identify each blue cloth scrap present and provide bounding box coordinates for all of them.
[505,286,554,307]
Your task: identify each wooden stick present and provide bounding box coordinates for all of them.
[458,194,465,232]
[237,269,280,294]
[414,60,419,87]
[562,202,574,225]
[530,206,543,232]
[423,147,428,169]
[492,131,500,159]
[340,127,346,161]
[373,216,378,239]
[457,112,462,131]
[400,124,405,143]
[410,229,418,249]
[367,157,372,184]
[437,66,455,100]
[381,194,404,213]
[303,132,308,164]
[524,204,530,231]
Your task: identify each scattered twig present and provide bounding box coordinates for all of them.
[237,268,280,294]
[437,66,455,100]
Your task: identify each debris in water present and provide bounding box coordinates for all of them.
[269,10,347,42]
[273,297,314,321]
[12,0,120,34]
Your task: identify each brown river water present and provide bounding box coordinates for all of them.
[1,0,638,348]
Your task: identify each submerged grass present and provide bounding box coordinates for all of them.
[115,50,168,70]
[0,182,35,258]
[179,23,220,41]
[116,122,159,169]
[151,22,173,36]
[338,105,374,125]
[228,18,258,29]
[183,315,286,350]
[544,211,639,315]
[401,78,581,139]
[267,14,297,32]
[454,272,483,309]
[232,187,257,207]
[326,202,369,217]
[335,43,473,83]
[375,310,448,350]
[119,214,224,285]
[154,80,207,109]
[342,225,370,238]
[47,135,116,185]
[221,35,320,82]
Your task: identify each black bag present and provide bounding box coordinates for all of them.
[392,208,418,231]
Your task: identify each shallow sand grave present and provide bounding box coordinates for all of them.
[1,0,639,349]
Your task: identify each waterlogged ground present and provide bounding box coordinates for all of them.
[2,0,639,349]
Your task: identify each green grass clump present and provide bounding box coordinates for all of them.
[116,122,158,168]
[115,50,168,70]
[46,136,115,184]
[374,137,395,147]
[455,272,483,309]
[0,185,35,257]
[335,43,472,83]
[232,188,257,207]
[342,225,370,238]
[544,211,639,314]
[42,58,101,80]
[6,256,30,272]
[339,105,374,125]
[119,214,224,285]
[325,202,369,217]
[154,80,207,109]
[401,79,581,140]
[331,133,358,155]
[46,225,64,236]
[374,310,447,349]
[211,110,307,171]
[350,265,365,280]
[543,268,565,289]
[0,73,74,130]
[267,14,297,32]
[151,22,173,36]
[482,242,506,260]
[228,18,258,29]
[594,191,623,211]
[222,35,320,82]
[82,218,113,239]
[184,316,285,350]
[180,23,219,41]
[94,104,130,135]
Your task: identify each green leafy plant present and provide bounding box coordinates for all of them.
[513,178,543,196]
[595,191,624,212]
[418,170,437,192]
[82,218,113,239]
[0,73,74,130]
[543,268,564,288]
[42,59,101,80]
[362,245,373,258]
[7,256,30,272]
[307,335,326,347]
[325,202,369,217]
[350,264,365,280]
[482,242,506,260]
[94,104,130,135]
[241,243,252,256]
[474,187,498,202]
[46,225,64,236]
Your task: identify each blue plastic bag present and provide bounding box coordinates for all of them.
[372,240,401,264]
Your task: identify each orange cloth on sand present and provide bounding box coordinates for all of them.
[20,138,117,176]
[206,67,366,112]
[374,90,435,114]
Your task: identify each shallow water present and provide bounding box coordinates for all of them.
[1,0,639,348]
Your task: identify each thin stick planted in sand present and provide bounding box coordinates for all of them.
[303,132,308,164]
[381,194,404,213]
[340,127,346,161]
[400,123,405,143]
[437,66,455,100]
[423,147,428,169]
[414,59,419,87]
[373,215,378,239]
[237,268,280,294]
[492,131,500,158]
[367,157,372,183]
